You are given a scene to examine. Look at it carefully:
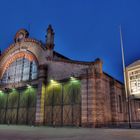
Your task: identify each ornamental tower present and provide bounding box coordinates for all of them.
[45,24,55,60]
[46,24,55,50]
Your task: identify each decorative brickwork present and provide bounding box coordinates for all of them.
[0,51,37,78]
[35,65,47,125]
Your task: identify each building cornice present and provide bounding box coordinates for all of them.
[0,38,44,61]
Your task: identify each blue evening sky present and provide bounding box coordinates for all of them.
[0,0,140,82]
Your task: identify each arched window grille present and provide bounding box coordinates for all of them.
[1,57,38,84]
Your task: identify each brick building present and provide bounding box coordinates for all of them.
[0,25,139,127]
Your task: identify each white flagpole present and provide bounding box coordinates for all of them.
[119,26,128,100]
[119,25,131,128]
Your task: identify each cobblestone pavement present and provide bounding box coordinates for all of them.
[0,125,140,140]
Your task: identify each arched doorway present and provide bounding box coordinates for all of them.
[44,78,81,126]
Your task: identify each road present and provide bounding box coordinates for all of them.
[0,125,140,140]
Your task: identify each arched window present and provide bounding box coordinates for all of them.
[1,57,38,84]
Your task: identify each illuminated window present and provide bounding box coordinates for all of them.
[1,58,38,84]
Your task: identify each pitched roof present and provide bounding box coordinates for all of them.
[127,60,140,68]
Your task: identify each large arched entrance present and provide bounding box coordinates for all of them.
[0,51,38,125]
[0,87,37,125]
[44,78,81,126]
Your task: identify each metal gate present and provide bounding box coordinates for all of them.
[44,79,81,126]
[0,87,36,125]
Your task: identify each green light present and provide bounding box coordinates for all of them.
[70,77,75,80]
[50,79,60,86]
[70,77,77,81]
[12,88,16,91]
[70,77,79,83]
[0,90,3,95]
[50,79,54,83]
[27,84,32,88]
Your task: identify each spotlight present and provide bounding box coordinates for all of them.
[70,76,75,80]
[12,88,16,91]
[50,79,54,83]
[70,77,79,83]
[0,90,3,95]
[50,79,60,86]
[70,76,77,81]
[27,84,32,88]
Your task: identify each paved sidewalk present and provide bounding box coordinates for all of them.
[0,125,140,140]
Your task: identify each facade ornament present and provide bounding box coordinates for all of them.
[14,29,29,43]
